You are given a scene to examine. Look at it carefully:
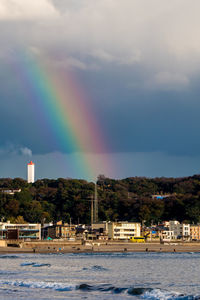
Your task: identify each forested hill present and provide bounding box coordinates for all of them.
[0,175,200,225]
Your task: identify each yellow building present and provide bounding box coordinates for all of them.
[190,225,200,241]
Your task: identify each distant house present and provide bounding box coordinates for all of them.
[152,194,170,200]
[0,189,21,195]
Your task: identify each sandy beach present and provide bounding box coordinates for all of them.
[0,241,200,254]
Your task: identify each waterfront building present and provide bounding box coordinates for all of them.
[0,221,41,240]
[27,161,35,183]
[92,221,108,239]
[161,230,176,241]
[108,221,141,240]
[78,222,109,240]
[169,221,190,240]
[190,225,200,240]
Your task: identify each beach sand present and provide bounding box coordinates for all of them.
[0,241,200,254]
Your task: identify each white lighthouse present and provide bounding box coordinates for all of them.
[27,161,35,183]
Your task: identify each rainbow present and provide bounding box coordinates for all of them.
[13,50,111,181]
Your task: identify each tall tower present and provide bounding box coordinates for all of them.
[27,161,35,183]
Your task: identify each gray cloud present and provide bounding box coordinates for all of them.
[20,147,32,157]
[0,144,32,157]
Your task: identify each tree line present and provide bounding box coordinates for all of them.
[0,174,200,225]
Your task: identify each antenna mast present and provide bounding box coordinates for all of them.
[94,182,98,223]
[91,194,94,225]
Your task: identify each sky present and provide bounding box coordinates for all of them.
[1,0,200,181]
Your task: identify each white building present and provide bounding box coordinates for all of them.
[169,221,190,239]
[162,230,175,241]
[0,221,41,240]
[27,161,35,183]
[108,221,141,240]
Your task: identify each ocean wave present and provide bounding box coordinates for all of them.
[0,280,76,291]
[82,265,108,271]
[0,255,20,259]
[20,262,51,267]
[78,285,200,298]
[20,262,36,266]
[32,263,51,267]
[78,283,126,293]
[92,265,108,271]
[0,280,198,298]
[141,288,195,299]
[0,271,18,275]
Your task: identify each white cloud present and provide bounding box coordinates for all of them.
[20,147,32,157]
[45,55,100,71]
[0,144,32,157]
[90,49,141,65]
[91,49,115,63]
[0,0,58,20]
[145,72,190,91]
[65,57,87,70]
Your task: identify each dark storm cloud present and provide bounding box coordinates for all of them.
[0,0,200,178]
[79,65,200,156]
[1,60,200,157]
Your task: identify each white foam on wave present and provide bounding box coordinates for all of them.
[142,288,182,299]
[0,280,76,291]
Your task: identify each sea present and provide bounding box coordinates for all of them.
[0,251,199,299]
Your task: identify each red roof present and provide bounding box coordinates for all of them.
[27,161,34,165]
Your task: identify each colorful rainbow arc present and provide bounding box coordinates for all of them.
[14,51,111,181]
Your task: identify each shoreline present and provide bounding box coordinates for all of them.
[0,242,200,254]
